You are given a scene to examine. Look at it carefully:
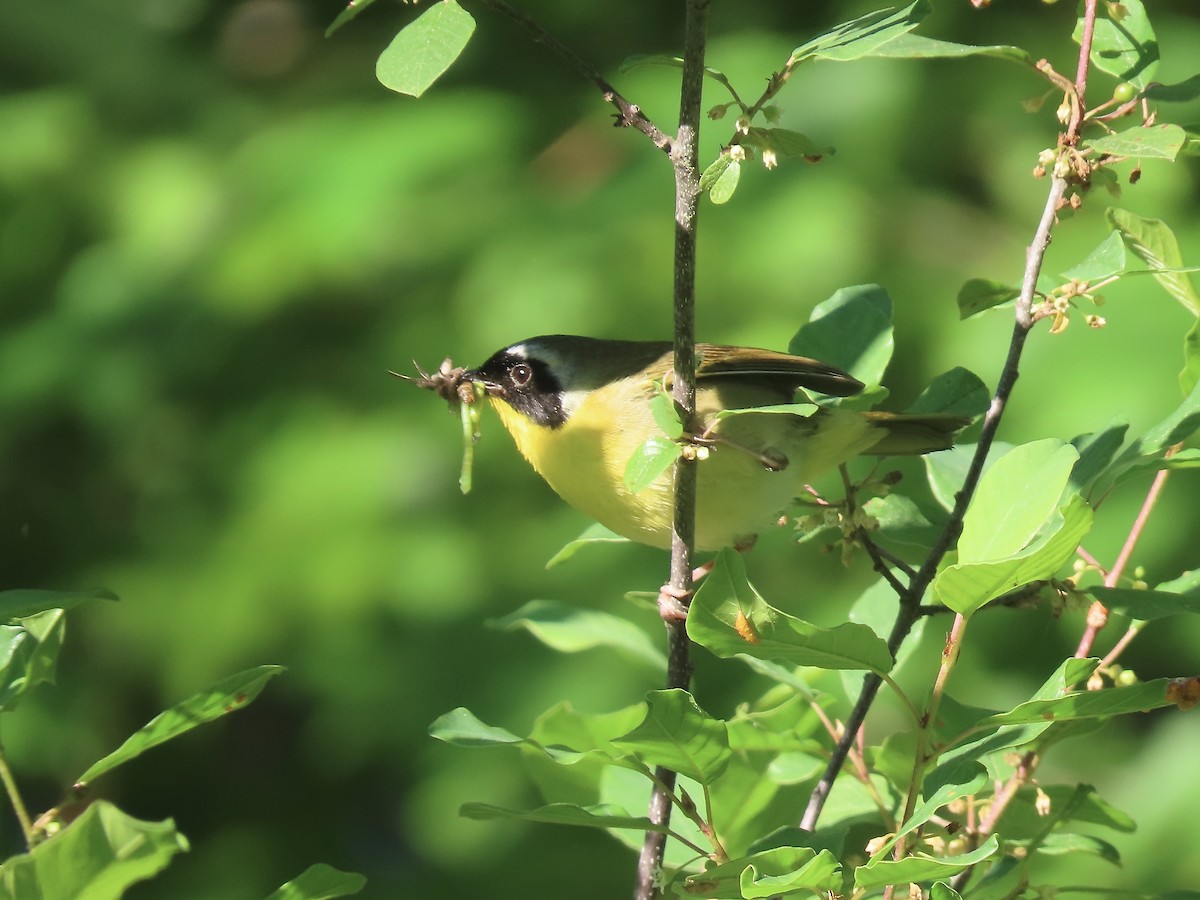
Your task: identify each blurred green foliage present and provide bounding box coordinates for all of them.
[0,0,1198,897]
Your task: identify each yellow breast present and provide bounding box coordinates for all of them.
[490,377,885,551]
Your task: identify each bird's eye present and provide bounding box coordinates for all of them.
[510,362,533,386]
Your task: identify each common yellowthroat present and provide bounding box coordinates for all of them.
[443,335,965,551]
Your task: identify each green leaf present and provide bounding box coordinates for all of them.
[649,389,683,439]
[683,847,842,899]
[261,863,367,900]
[324,0,383,37]
[907,367,989,418]
[611,689,730,783]
[957,278,1020,319]
[1087,124,1186,161]
[855,834,1000,890]
[1106,208,1200,315]
[1032,831,1121,864]
[931,884,964,900]
[1090,376,1200,498]
[957,440,1079,563]
[789,1,930,66]
[1075,0,1158,87]
[740,127,832,162]
[0,588,117,620]
[706,156,741,204]
[1069,419,1130,494]
[1086,586,1200,620]
[623,435,681,493]
[375,1,476,98]
[870,760,988,860]
[867,33,1033,66]
[488,600,665,670]
[76,666,285,785]
[545,523,630,569]
[688,550,893,673]
[0,801,188,900]
[932,659,1101,772]
[935,494,1093,616]
[430,706,525,748]
[1060,231,1127,283]
[981,678,1179,727]
[861,493,938,550]
[923,441,1012,512]
[460,801,669,835]
[0,610,65,712]
[1182,318,1200,396]
[1146,75,1200,103]
[789,285,894,389]
[431,706,612,769]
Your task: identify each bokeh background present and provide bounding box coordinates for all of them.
[2,0,1199,897]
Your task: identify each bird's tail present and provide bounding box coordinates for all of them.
[862,411,972,456]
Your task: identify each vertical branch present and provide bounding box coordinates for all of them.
[801,40,1078,836]
[635,1,710,897]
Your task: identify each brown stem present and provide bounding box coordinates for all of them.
[1067,0,1098,144]
[1076,452,1175,658]
[635,1,710,897]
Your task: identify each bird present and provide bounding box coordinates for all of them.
[434,335,966,552]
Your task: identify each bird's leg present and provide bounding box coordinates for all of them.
[655,559,717,622]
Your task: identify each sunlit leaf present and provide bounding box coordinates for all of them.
[623,435,680,493]
[488,600,665,670]
[789,285,894,389]
[262,863,367,900]
[611,689,730,783]
[935,494,1092,616]
[957,440,1079,563]
[1106,208,1200,315]
[867,33,1033,66]
[789,1,930,65]
[545,523,630,569]
[376,1,476,98]
[0,610,65,713]
[981,678,1178,727]
[1059,231,1127,283]
[855,834,1000,889]
[76,666,285,785]
[1087,124,1186,161]
[682,847,841,899]
[689,550,893,673]
[0,801,187,900]
[707,156,741,204]
[1090,376,1200,498]
[1075,0,1158,87]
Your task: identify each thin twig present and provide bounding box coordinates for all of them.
[1076,452,1174,658]
[474,0,673,152]
[634,1,710,896]
[0,734,34,848]
[801,48,1075,836]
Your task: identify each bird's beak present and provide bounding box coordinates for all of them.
[464,370,506,398]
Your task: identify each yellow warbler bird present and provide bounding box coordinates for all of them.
[441,335,964,551]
